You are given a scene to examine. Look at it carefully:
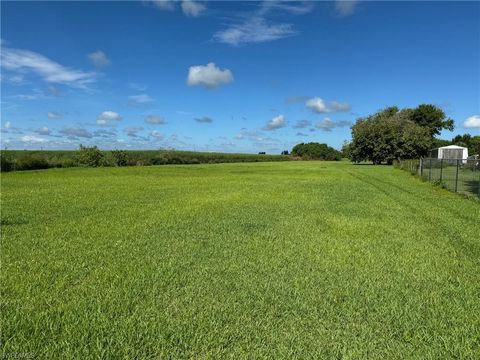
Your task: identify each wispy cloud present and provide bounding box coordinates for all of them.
[195,116,213,123]
[144,115,165,125]
[1,45,96,88]
[292,119,311,129]
[181,1,206,17]
[33,127,51,136]
[88,50,111,68]
[187,63,233,89]
[128,94,155,106]
[150,0,176,11]
[213,2,313,46]
[335,0,359,17]
[60,127,93,139]
[47,111,63,119]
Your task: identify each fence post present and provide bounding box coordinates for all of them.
[439,159,443,183]
[420,158,423,177]
[455,159,459,192]
[429,159,432,181]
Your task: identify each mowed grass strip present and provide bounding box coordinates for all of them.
[1,161,479,359]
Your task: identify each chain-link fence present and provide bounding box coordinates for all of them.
[395,158,480,198]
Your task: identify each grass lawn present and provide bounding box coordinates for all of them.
[1,161,479,358]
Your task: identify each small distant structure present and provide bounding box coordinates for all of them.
[429,145,468,163]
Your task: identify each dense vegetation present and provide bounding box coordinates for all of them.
[291,142,342,160]
[2,162,479,358]
[0,148,289,172]
[345,104,467,164]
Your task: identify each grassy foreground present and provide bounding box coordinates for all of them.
[1,161,479,358]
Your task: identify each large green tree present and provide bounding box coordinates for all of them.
[349,106,434,164]
[410,104,454,136]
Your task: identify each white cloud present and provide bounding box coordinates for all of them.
[60,127,93,138]
[150,130,164,139]
[213,17,295,46]
[34,127,51,136]
[235,129,259,140]
[464,115,480,129]
[4,121,11,129]
[47,111,63,119]
[264,115,287,130]
[144,115,165,125]
[315,117,351,132]
[181,1,206,17]
[128,94,155,106]
[96,111,122,125]
[21,135,48,143]
[1,46,96,88]
[335,0,359,17]
[306,97,351,113]
[150,0,176,11]
[195,116,213,123]
[187,63,233,89]
[88,50,111,67]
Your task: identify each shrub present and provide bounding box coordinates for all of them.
[111,150,128,167]
[291,143,342,160]
[16,155,50,170]
[0,152,15,172]
[77,145,105,167]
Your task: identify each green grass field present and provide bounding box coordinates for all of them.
[1,161,479,358]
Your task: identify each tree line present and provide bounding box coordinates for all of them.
[342,104,479,164]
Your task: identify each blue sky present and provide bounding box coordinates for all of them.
[1,0,479,153]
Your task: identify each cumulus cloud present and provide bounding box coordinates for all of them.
[34,127,51,135]
[47,111,63,119]
[213,17,296,46]
[464,115,480,129]
[306,97,351,113]
[335,0,359,17]
[195,116,213,123]
[296,132,309,137]
[293,119,311,129]
[60,127,93,138]
[1,45,96,88]
[315,117,351,132]
[264,115,287,131]
[87,50,111,67]
[187,63,233,89]
[4,121,12,129]
[181,1,206,17]
[96,111,122,125]
[144,115,165,125]
[21,135,48,143]
[128,94,155,107]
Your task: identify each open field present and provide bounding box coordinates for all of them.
[1,161,479,358]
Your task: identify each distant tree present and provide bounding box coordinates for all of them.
[341,141,352,159]
[281,150,289,155]
[77,145,105,167]
[291,142,341,160]
[410,104,454,137]
[452,134,480,155]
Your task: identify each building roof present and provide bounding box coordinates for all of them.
[438,145,467,150]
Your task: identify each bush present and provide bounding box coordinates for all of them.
[0,152,15,172]
[77,145,105,167]
[291,143,342,160]
[16,155,50,170]
[111,150,128,167]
